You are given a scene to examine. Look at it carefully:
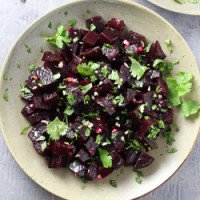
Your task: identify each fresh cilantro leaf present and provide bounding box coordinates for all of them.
[130,139,144,151]
[158,120,165,129]
[68,19,76,27]
[67,92,76,106]
[98,148,112,168]
[17,62,21,69]
[176,71,193,84]
[112,94,124,105]
[85,128,91,137]
[90,75,98,82]
[20,125,30,135]
[46,117,68,140]
[181,99,200,117]
[82,120,93,129]
[106,138,111,144]
[37,136,46,141]
[173,0,183,3]
[3,89,8,101]
[101,65,109,77]
[129,57,148,80]
[79,83,93,94]
[147,125,160,140]
[90,24,96,31]
[109,180,117,188]
[77,61,100,76]
[165,39,173,54]
[44,25,71,48]
[102,43,113,51]
[135,171,143,184]
[82,112,98,118]
[95,135,103,144]
[167,147,177,153]
[83,95,91,104]
[29,64,35,72]
[64,106,74,116]
[64,11,68,16]
[153,59,165,69]
[108,70,123,86]
[20,84,31,94]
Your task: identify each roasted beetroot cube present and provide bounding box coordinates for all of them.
[119,64,132,85]
[129,110,140,129]
[98,167,114,179]
[124,148,140,166]
[96,94,116,115]
[99,27,119,44]
[107,18,126,32]
[135,153,154,169]
[139,118,157,138]
[96,78,114,95]
[34,141,48,156]
[68,27,88,40]
[49,141,68,156]
[68,54,82,74]
[69,160,87,177]
[85,137,99,156]
[128,31,146,46]
[102,46,120,62]
[162,109,173,124]
[28,122,47,144]
[77,149,90,162]
[125,89,137,104]
[155,99,168,108]
[26,112,50,125]
[43,92,59,106]
[157,78,168,96]
[144,138,157,150]
[110,150,124,168]
[112,131,125,152]
[142,92,153,108]
[85,162,98,180]
[32,96,50,110]
[125,44,138,56]
[80,46,102,59]
[148,41,166,61]
[21,92,34,102]
[25,71,40,92]
[85,16,105,33]
[36,67,57,88]
[21,104,35,116]
[83,31,99,46]
[91,114,110,133]
[48,154,67,168]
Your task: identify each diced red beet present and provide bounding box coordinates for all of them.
[96,94,116,115]
[26,112,50,125]
[43,92,60,106]
[49,141,68,155]
[77,149,90,162]
[95,78,114,95]
[85,16,105,33]
[110,150,124,168]
[68,54,82,74]
[102,46,120,62]
[69,161,87,177]
[119,64,132,85]
[31,96,50,110]
[83,31,99,46]
[112,131,125,152]
[21,93,34,102]
[124,148,140,166]
[21,104,35,116]
[128,31,146,46]
[162,109,173,124]
[144,138,158,150]
[91,114,110,133]
[80,46,102,59]
[78,126,89,143]
[34,141,48,156]
[99,27,119,44]
[157,78,168,96]
[85,162,98,180]
[135,152,154,169]
[85,137,99,156]
[25,71,40,92]
[125,89,137,104]
[142,92,153,108]
[48,154,67,168]
[107,18,126,32]
[147,41,166,61]
[98,167,114,179]
[124,44,138,56]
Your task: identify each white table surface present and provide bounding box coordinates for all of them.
[0,0,200,200]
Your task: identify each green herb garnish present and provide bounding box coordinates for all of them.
[109,180,117,188]
[98,148,112,168]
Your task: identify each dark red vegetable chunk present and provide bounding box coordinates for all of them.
[135,153,154,169]
[128,31,146,46]
[83,31,99,46]
[102,45,120,62]
[43,92,60,106]
[85,137,99,156]
[85,16,105,33]
[99,27,119,44]
[107,18,126,32]
[48,154,67,168]
[26,112,50,125]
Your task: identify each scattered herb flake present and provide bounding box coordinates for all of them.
[28,64,35,72]
[90,24,96,31]
[25,44,31,53]
[3,89,8,101]
[135,171,143,184]
[85,128,91,137]
[79,83,93,94]
[67,92,76,106]
[64,106,74,116]
[167,147,177,153]
[48,21,52,29]
[95,135,103,144]
[68,19,76,27]
[3,73,7,80]
[98,148,112,168]
[20,125,30,135]
[165,39,173,54]
[109,180,117,188]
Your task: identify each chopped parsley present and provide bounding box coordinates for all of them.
[98,148,112,168]
[66,92,76,106]
[167,147,177,153]
[101,65,109,77]
[64,106,74,116]
[3,73,7,80]
[85,128,91,137]
[20,84,31,94]
[108,70,123,86]
[20,125,30,135]
[109,180,117,188]
[163,128,175,145]
[17,62,21,69]
[3,89,8,101]
[165,39,173,54]
[46,117,68,140]
[90,24,96,31]
[112,94,124,106]
[28,64,35,72]
[77,61,100,76]
[147,125,160,140]
[25,44,31,53]
[44,25,71,48]
[135,171,143,184]
[145,43,151,52]
[79,83,93,94]
[95,135,103,144]
[130,139,144,151]
[48,21,52,29]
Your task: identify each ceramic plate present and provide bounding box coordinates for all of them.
[147,0,200,15]
[0,0,200,199]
